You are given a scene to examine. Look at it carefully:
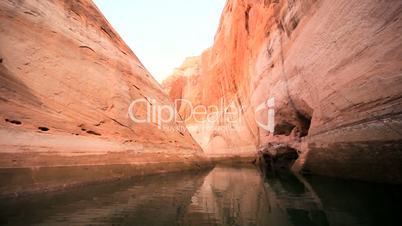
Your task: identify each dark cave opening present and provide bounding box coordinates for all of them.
[296,110,312,137]
[38,127,49,132]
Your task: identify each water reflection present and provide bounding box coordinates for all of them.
[0,165,401,225]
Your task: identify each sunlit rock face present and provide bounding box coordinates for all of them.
[162,56,203,120]
[163,0,402,183]
[0,0,208,196]
[162,53,258,157]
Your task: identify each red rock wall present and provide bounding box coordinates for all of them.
[164,0,402,183]
[0,0,208,196]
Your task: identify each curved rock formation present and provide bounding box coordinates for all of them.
[0,0,208,196]
[163,0,402,183]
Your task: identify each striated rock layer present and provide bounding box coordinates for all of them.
[0,0,209,196]
[163,0,402,183]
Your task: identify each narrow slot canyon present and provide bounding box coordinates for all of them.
[0,0,401,225]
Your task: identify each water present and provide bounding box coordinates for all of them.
[0,165,401,226]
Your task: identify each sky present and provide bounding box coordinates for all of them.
[93,0,226,82]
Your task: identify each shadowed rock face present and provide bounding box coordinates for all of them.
[259,144,299,171]
[0,0,209,196]
[163,0,402,183]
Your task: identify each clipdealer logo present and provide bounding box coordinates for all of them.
[128,97,275,133]
[254,97,275,133]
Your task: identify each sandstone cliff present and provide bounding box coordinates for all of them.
[0,0,207,196]
[163,0,402,183]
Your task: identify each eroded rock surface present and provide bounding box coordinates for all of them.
[163,0,402,183]
[0,0,208,196]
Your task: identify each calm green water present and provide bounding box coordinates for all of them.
[0,165,401,226]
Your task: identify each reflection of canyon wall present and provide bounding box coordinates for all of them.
[182,166,329,225]
[163,0,402,183]
[0,0,207,196]
[183,166,283,226]
[0,171,209,225]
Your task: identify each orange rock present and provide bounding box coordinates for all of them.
[0,0,209,195]
[163,0,402,183]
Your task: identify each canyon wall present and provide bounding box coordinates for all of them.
[0,0,208,196]
[163,0,402,183]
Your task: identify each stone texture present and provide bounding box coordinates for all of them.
[163,0,402,183]
[0,0,208,196]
